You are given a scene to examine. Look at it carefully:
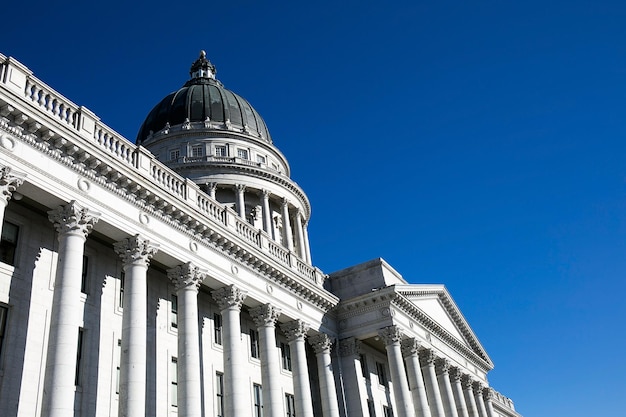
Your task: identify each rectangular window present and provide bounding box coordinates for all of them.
[214,313,222,345]
[0,306,8,360]
[360,354,369,380]
[75,328,84,385]
[367,400,376,417]
[116,339,121,394]
[191,144,204,157]
[383,405,394,417]
[376,362,387,387]
[215,145,227,157]
[253,383,263,417]
[171,357,178,407]
[0,221,19,266]
[169,149,180,161]
[171,295,178,328]
[250,329,260,359]
[237,148,249,160]
[119,271,125,308]
[216,372,224,417]
[81,255,89,293]
[280,342,292,371]
[256,155,266,164]
[285,393,296,417]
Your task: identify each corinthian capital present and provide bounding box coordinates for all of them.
[114,234,159,267]
[167,262,206,291]
[250,304,280,328]
[378,325,403,346]
[449,366,463,382]
[483,387,495,401]
[338,337,362,357]
[400,338,422,358]
[308,333,334,354]
[280,319,309,342]
[48,200,100,239]
[0,166,25,203]
[435,358,451,375]
[473,381,485,395]
[461,375,474,390]
[212,285,247,311]
[418,349,437,367]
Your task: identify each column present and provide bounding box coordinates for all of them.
[400,339,431,417]
[206,182,217,199]
[42,201,100,417]
[419,349,446,417]
[235,184,246,218]
[280,320,313,417]
[435,358,459,417]
[114,235,159,417]
[212,285,248,417]
[260,189,272,236]
[168,263,206,417]
[309,333,340,417]
[338,338,368,416]
[473,382,488,417]
[378,326,413,417]
[461,376,479,417]
[449,367,469,417]
[483,387,496,417]
[0,166,25,232]
[294,208,306,259]
[280,198,294,251]
[302,224,311,264]
[250,304,282,417]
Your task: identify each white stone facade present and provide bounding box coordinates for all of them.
[0,52,522,417]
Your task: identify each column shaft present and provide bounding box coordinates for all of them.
[436,359,459,417]
[462,376,479,417]
[401,339,431,417]
[236,184,246,218]
[379,326,413,417]
[281,199,294,251]
[261,190,272,237]
[303,225,312,264]
[338,338,368,416]
[294,209,306,259]
[450,368,469,417]
[309,334,340,417]
[419,350,446,417]
[281,320,313,417]
[473,383,489,417]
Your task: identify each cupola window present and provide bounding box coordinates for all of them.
[191,145,204,158]
[237,149,249,160]
[215,145,227,157]
[256,155,266,164]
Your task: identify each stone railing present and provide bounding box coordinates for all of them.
[0,53,325,288]
[492,388,516,411]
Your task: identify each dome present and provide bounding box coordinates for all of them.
[136,51,271,144]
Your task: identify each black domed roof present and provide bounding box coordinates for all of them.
[136,52,271,144]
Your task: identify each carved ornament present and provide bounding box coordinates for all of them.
[113,234,159,267]
[48,200,100,238]
[167,262,206,291]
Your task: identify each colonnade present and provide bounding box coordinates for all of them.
[341,325,498,417]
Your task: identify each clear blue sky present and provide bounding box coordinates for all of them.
[4,1,626,415]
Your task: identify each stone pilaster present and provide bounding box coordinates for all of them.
[281,198,294,251]
[212,285,248,417]
[435,358,459,417]
[42,201,99,417]
[419,349,446,417]
[280,320,313,417]
[309,333,340,417]
[114,235,158,417]
[450,367,470,417]
[401,339,432,417]
[250,304,282,417]
[461,376,479,417]
[168,263,206,417]
[378,326,413,417]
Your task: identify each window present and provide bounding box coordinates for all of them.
[367,400,376,417]
[376,362,387,387]
[171,295,178,328]
[0,221,19,265]
[119,271,125,308]
[0,306,8,360]
[81,255,89,293]
[285,393,296,417]
[383,405,394,417]
[116,339,121,394]
[169,149,180,161]
[191,144,204,157]
[253,383,263,417]
[256,155,266,164]
[237,148,249,160]
[280,342,292,371]
[360,354,369,380]
[215,145,227,157]
[75,328,84,385]
[216,372,224,417]
[171,357,178,407]
[214,313,222,345]
[250,329,260,359]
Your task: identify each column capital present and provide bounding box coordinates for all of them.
[0,166,25,203]
[483,387,495,401]
[235,183,246,192]
[280,319,309,342]
[461,375,474,390]
[435,358,451,375]
[206,182,217,192]
[472,381,485,395]
[308,333,334,355]
[212,284,247,311]
[418,348,437,367]
[260,189,270,199]
[250,303,281,328]
[400,338,423,358]
[114,234,159,267]
[449,366,463,382]
[167,262,206,291]
[378,325,403,346]
[281,197,290,208]
[48,200,100,238]
[338,337,362,357]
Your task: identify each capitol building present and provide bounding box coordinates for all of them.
[0,51,522,417]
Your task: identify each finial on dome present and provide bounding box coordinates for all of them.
[190,50,216,79]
